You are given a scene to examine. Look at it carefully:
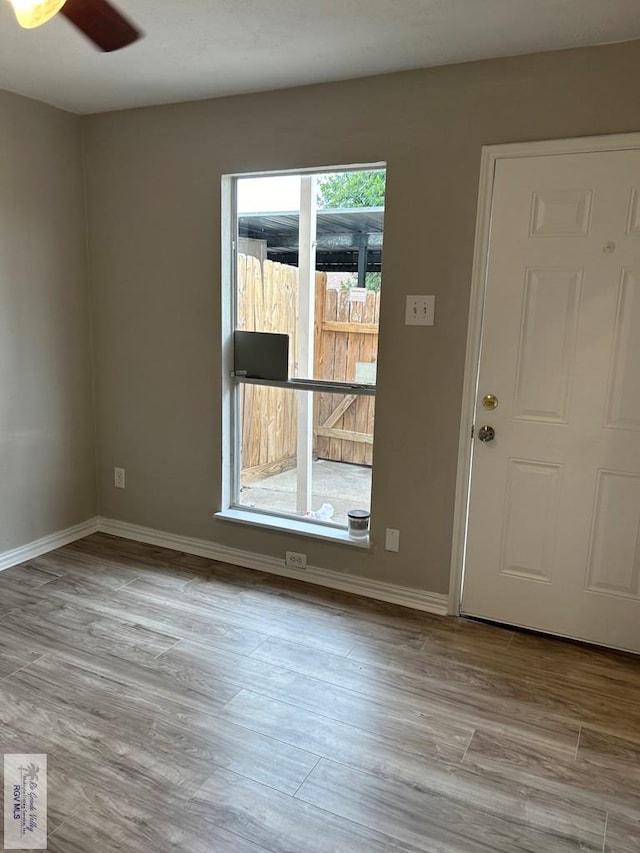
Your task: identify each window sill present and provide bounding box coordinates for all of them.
[214,508,371,548]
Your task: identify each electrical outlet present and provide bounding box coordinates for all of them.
[114,467,126,489]
[285,551,307,569]
[405,295,435,326]
[385,528,400,552]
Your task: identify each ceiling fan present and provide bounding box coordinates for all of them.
[8,0,142,51]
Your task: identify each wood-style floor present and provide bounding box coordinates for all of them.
[0,533,639,852]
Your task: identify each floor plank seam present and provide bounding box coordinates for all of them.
[152,638,185,660]
[294,754,419,801]
[192,755,323,809]
[291,761,428,853]
[459,729,476,765]
[31,575,64,590]
[211,686,458,771]
[296,754,610,853]
[243,650,404,708]
[574,724,582,761]
[116,576,145,592]
[157,671,473,812]
[249,636,509,716]
[218,684,246,709]
[292,755,323,798]
[201,706,326,776]
[1,653,49,682]
[247,635,276,659]
[601,811,608,853]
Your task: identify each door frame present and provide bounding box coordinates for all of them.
[448,132,640,617]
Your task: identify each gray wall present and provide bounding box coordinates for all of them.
[83,41,640,595]
[0,90,96,553]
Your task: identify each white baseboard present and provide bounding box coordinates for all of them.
[98,516,449,616]
[0,517,99,573]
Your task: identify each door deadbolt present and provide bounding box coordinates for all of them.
[478,425,495,442]
[482,394,498,410]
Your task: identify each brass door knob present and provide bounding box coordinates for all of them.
[478,425,495,442]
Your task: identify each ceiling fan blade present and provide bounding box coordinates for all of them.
[60,0,142,52]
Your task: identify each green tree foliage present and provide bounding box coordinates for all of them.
[340,272,382,292]
[317,170,386,209]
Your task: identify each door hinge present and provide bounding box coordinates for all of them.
[471,424,475,439]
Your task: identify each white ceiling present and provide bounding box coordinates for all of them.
[0,0,639,114]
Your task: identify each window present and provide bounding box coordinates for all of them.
[221,165,385,540]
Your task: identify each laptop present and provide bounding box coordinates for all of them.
[233,331,289,381]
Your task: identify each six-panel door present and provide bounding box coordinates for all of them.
[463,150,640,653]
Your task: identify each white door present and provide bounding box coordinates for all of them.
[463,148,640,653]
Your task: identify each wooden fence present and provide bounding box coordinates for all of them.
[237,254,378,480]
[313,283,378,466]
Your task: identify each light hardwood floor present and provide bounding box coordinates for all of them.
[0,533,639,851]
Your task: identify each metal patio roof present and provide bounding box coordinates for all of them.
[239,207,384,273]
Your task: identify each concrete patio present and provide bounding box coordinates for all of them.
[239,459,371,527]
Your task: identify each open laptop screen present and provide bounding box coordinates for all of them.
[233,331,289,381]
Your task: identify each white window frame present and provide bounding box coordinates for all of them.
[216,164,384,546]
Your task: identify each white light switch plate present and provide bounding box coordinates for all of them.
[385,528,400,552]
[405,295,435,326]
